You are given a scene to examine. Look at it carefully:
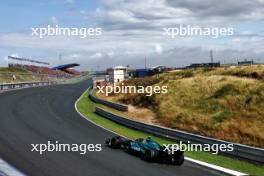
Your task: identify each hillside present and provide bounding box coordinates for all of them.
[0,67,41,83]
[96,65,264,147]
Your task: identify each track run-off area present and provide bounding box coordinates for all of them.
[0,81,225,176]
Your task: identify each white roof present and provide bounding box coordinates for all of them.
[112,66,127,69]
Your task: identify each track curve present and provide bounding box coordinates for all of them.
[0,81,224,176]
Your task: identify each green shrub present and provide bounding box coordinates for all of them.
[222,70,262,80]
[202,68,214,72]
[245,95,253,105]
[172,113,186,124]
[212,84,240,98]
[213,110,231,123]
[172,70,194,78]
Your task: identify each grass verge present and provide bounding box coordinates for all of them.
[76,88,264,176]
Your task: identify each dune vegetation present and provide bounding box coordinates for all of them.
[97,65,264,147]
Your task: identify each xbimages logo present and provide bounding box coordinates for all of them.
[97,83,168,96]
[163,25,234,38]
[163,141,234,155]
[31,25,102,38]
[31,141,102,155]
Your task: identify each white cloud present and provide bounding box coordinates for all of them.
[2,53,19,66]
[10,53,19,58]
[90,52,103,59]
[1,0,264,70]
[232,38,241,42]
[155,43,163,54]
[50,16,58,24]
[107,51,114,57]
[4,53,19,61]
[69,53,80,58]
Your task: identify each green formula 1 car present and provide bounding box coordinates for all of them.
[106,136,184,165]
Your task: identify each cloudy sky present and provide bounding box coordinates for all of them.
[0,0,264,70]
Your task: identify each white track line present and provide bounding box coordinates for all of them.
[185,158,247,176]
[0,158,25,176]
[74,89,248,176]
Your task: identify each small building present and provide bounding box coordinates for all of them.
[238,60,254,66]
[135,68,153,78]
[133,66,167,78]
[107,66,127,83]
[186,62,220,68]
[151,65,167,73]
[126,68,137,79]
[93,75,107,88]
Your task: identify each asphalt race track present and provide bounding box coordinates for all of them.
[0,81,225,176]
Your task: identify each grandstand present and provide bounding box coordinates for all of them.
[8,56,80,77]
[8,56,50,67]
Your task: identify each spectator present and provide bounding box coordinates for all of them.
[12,74,16,81]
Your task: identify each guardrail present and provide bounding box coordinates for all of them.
[0,81,53,91]
[95,106,264,164]
[89,89,128,111]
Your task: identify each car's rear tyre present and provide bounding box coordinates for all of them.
[171,153,184,166]
[109,136,121,148]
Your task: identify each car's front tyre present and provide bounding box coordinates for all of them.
[142,149,157,161]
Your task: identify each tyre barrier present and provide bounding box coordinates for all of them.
[89,89,128,111]
[95,106,264,165]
